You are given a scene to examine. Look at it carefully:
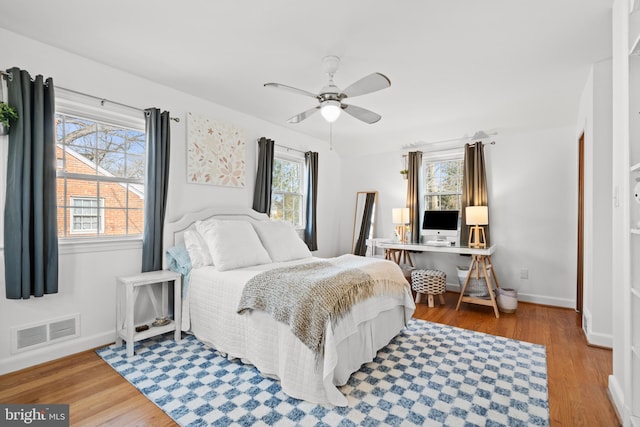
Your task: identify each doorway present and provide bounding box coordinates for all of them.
[576,133,584,315]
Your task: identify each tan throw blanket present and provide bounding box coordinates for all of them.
[236,255,408,358]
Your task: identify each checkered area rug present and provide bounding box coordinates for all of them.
[97,319,549,426]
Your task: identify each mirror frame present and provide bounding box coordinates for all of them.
[352,191,378,255]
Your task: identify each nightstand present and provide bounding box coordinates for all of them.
[115,270,182,357]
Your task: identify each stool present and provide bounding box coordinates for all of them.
[411,269,446,307]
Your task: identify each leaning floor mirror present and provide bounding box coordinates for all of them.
[352,191,378,256]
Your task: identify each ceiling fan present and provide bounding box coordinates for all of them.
[264,55,391,124]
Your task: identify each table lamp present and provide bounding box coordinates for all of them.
[392,207,410,242]
[466,206,488,248]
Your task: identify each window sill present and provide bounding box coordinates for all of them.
[0,237,143,255]
[59,236,143,255]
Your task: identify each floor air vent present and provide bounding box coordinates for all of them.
[11,314,80,353]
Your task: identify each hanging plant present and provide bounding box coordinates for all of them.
[0,102,18,134]
[400,169,409,179]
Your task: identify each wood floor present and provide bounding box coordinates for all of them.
[0,293,619,426]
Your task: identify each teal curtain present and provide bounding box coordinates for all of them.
[4,67,58,299]
[406,151,422,243]
[304,151,318,251]
[252,137,274,214]
[142,108,171,272]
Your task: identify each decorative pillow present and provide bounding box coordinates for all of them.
[252,220,312,262]
[165,243,193,299]
[183,229,213,268]
[200,219,272,271]
[165,243,192,277]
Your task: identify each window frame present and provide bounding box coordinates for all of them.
[55,90,146,241]
[270,150,306,229]
[69,196,106,234]
[422,149,465,212]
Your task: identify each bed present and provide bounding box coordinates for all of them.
[163,207,415,406]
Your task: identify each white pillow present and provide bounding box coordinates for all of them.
[200,219,272,271]
[195,216,219,237]
[252,220,312,262]
[183,229,213,268]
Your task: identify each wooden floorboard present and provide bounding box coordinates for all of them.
[0,292,619,426]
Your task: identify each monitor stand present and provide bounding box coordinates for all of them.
[425,237,452,247]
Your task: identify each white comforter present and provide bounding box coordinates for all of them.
[184,255,415,406]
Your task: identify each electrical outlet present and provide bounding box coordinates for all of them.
[520,269,529,280]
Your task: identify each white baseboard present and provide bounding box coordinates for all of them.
[0,331,114,375]
[608,374,627,425]
[445,285,575,309]
[581,309,613,348]
[516,292,574,308]
[584,330,613,348]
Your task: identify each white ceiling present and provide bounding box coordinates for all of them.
[0,1,612,155]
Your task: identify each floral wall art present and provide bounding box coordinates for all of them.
[186,113,246,187]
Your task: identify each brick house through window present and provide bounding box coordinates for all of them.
[56,132,145,238]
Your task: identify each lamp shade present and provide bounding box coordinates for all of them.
[320,100,341,123]
[465,206,488,225]
[392,207,410,224]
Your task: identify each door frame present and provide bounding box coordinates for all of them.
[577,132,584,314]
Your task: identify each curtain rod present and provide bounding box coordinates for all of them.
[403,140,496,150]
[402,131,498,150]
[1,70,180,123]
[275,143,307,155]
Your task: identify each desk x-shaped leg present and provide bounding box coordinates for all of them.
[456,254,501,317]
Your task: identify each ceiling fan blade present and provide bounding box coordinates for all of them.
[287,106,320,124]
[342,104,382,124]
[341,73,391,98]
[264,83,319,99]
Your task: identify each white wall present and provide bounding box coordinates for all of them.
[609,0,630,420]
[0,24,598,375]
[576,60,613,348]
[339,127,579,307]
[0,28,341,374]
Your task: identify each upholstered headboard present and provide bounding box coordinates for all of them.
[162,206,270,269]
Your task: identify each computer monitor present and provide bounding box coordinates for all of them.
[421,210,459,241]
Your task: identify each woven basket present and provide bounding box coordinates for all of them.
[411,269,446,295]
[457,265,491,297]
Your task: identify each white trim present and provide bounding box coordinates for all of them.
[0,330,114,375]
[515,291,574,308]
[58,237,142,255]
[608,374,627,425]
[582,308,613,348]
[444,285,577,309]
[421,147,465,161]
[272,154,306,229]
[584,330,614,349]
[55,87,145,130]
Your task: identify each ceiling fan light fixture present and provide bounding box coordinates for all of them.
[320,100,341,123]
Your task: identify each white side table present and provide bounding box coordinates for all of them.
[115,270,182,357]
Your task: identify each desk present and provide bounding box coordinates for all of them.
[376,241,501,317]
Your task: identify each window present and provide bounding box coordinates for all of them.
[55,106,145,239]
[70,197,105,233]
[423,155,464,211]
[270,155,305,228]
